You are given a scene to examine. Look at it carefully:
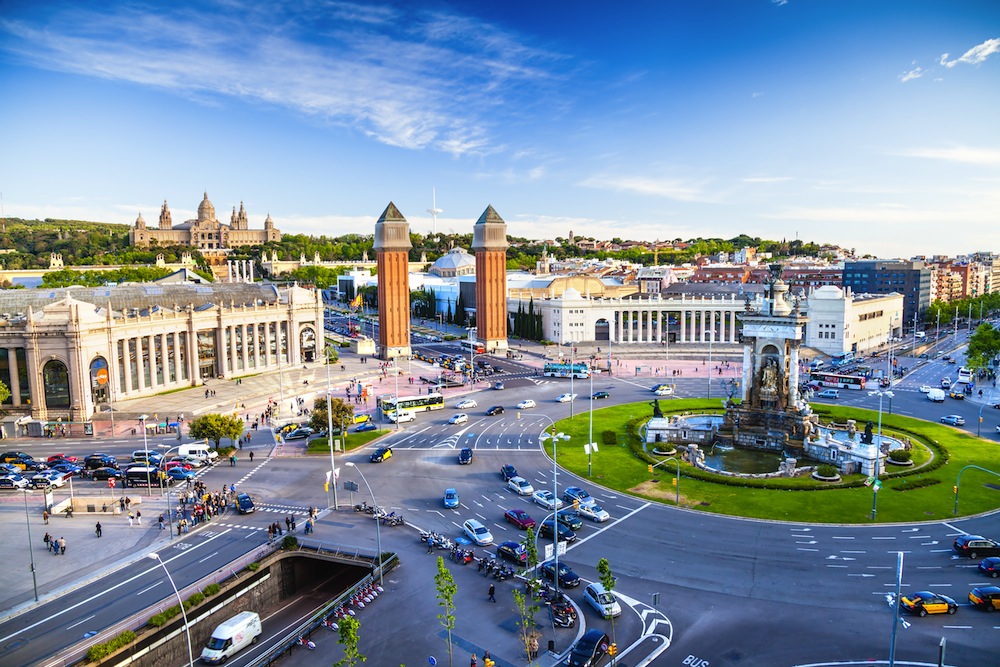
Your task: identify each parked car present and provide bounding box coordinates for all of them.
[539,518,577,542]
[443,488,460,509]
[940,415,965,426]
[486,406,505,416]
[969,586,1000,611]
[567,629,610,667]
[955,535,1000,558]
[583,582,622,619]
[516,399,536,409]
[458,447,474,465]
[462,518,494,546]
[496,541,527,565]
[285,427,314,440]
[500,464,518,481]
[900,591,957,617]
[369,447,393,463]
[532,490,564,510]
[504,508,536,529]
[91,467,124,481]
[0,476,29,490]
[355,421,377,432]
[507,476,534,496]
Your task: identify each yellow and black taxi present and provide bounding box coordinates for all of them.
[900,591,957,617]
[969,586,1000,611]
[369,446,392,463]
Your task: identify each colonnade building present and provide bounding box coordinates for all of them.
[0,283,323,424]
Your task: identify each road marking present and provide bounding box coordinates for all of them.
[831,536,855,540]
[197,551,219,563]
[136,581,163,596]
[66,614,95,631]
[872,536,897,540]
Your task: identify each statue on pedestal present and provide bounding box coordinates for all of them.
[650,399,663,419]
[861,420,874,444]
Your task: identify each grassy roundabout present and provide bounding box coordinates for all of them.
[544,399,1000,524]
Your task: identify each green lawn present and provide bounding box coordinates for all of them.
[545,399,1000,524]
[305,430,386,454]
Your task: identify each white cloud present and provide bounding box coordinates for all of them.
[742,176,792,184]
[899,66,925,82]
[578,174,710,202]
[0,3,565,157]
[901,146,1000,166]
[939,38,1000,68]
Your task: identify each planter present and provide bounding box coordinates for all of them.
[810,472,841,483]
[886,458,914,467]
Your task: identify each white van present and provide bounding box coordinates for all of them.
[808,360,825,371]
[201,611,262,664]
[178,444,219,465]
[927,388,946,402]
[388,410,415,424]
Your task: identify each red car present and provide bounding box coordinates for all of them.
[504,508,536,529]
[47,454,78,463]
[164,461,193,472]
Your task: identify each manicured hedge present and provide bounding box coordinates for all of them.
[85,631,136,662]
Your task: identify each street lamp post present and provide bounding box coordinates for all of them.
[345,462,383,587]
[325,346,339,510]
[867,390,894,521]
[139,414,152,496]
[21,490,39,601]
[539,427,570,598]
[588,370,595,478]
[148,553,195,667]
[568,341,578,418]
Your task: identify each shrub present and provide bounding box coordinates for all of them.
[184,592,205,610]
[85,630,136,661]
[816,464,838,478]
[890,477,940,492]
[247,562,260,571]
[601,430,617,446]
[888,449,912,463]
[281,535,299,550]
[203,583,221,596]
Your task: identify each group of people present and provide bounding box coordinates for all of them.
[42,533,67,554]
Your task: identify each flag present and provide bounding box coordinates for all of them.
[350,294,362,309]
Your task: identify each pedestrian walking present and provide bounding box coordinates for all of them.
[249,451,254,462]
[427,536,435,553]
[136,510,142,525]
[529,636,539,659]
[470,653,478,667]
[158,514,165,530]
[58,536,66,555]
[119,497,125,512]
[128,512,134,527]
[285,516,292,532]
[488,583,496,603]
[44,532,51,547]
[42,510,49,525]
[95,522,102,538]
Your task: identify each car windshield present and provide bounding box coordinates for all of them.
[597,592,615,604]
[475,526,488,535]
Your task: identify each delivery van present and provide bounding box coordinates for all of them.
[201,611,261,664]
[927,388,946,402]
[178,444,219,465]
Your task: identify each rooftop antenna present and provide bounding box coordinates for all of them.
[427,187,443,235]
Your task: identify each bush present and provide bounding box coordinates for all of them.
[203,583,221,596]
[601,430,617,446]
[816,464,838,478]
[888,449,912,463]
[281,535,299,550]
[890,477,940,492]
[247,562,260,571]
[184,592,205,610]
[85,630,137,661]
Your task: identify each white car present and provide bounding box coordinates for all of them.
[32,471,68,488]
[455,399,478,409]
[532,490,564,510]
[448,413,469,425]
[583,582,622,619]
[516,399,536,409]
[578,504,611,522]
[654,387,674,396]
[919,385,932,393]
[462,518,494,546]
[555,393,577,403]
[507,476,534,496]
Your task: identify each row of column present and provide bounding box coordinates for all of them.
[219,321,291,376]
[615,309,741,344]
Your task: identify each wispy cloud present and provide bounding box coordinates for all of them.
[578,174,710,202]
[901,146,1000,166]
[0,1,565,157]
[742,176,791,184]
[899,66,925,83]
[939,37,1000,68]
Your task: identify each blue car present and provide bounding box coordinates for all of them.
[166,467,196,481]
[443,488,459,509]
[355,421,377,432]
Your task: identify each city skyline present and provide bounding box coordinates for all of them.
[0,1,998,258]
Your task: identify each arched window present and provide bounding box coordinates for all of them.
[90,356,111,406]
[300,327,316,362]
[43,360,71,409]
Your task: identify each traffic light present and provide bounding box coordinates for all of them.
[648,464,654,473]
[608,643,617,656]
[954,486,958,494]
[672,477,676,486]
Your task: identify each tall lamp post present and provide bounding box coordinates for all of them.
[147,553,195,667]
[345,462,383,587]
[138,414,152,496]
[568,341,578,418]
[539,426,571,598]
[587,369,596,478]
[867,390,893,521]
[325,344,339,511]
[21,490,39,601]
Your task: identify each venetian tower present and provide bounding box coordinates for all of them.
[471,205,509,352]
[373,202,412,359]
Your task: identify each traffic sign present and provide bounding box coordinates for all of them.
[108,478,116,488]
[95,368,109,385]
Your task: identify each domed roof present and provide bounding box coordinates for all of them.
[431,247,476,271]
[197,192,216,223]
[562,287,582,300]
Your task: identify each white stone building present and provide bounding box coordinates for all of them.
[803,286,903,356]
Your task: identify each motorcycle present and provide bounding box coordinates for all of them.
[354,501,372,513]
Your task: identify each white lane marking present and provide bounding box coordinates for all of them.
[66,614,95,630]
[197,551,219,564]
[136,581,163,596]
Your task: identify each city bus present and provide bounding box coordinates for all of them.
[809,372,866,390]
[378,392,445,414]
[957,367,973,384]
[830,351,855,368]
[459,340,485,354]
[543,362,591,379]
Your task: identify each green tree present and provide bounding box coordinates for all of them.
[514,526,542,663]
[597,558,619,663]
[187,413,244,448]
[333,615,366,667]
[310,396,354,434]
[435,556,457,667]
[966,323,1000,373]
[0,380,10,417]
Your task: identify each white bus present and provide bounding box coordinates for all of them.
[459,340,485,354]
[957,367,973,384]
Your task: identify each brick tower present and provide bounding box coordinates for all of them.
[373,202,412,359]
[471,205,509,352]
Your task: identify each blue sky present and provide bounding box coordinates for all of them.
[0,1,997,258]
